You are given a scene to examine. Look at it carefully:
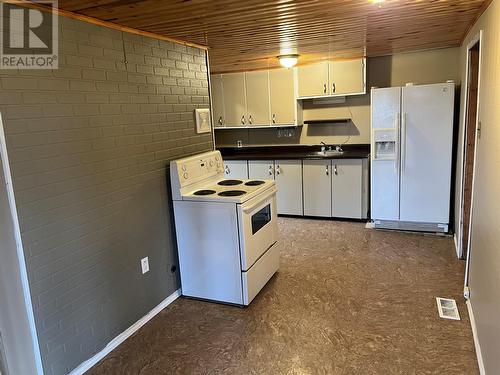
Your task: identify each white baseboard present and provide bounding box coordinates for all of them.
[69,288,181,375]
[466,299,486,375]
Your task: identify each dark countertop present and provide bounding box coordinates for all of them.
[218,144,370,160]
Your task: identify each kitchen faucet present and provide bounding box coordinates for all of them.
[320,141,343,153]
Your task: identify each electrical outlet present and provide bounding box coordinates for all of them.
[141,257,149,274]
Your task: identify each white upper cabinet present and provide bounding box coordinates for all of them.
[211,69,297,127]
[245,71,271,126]
[297,61,329,98]
[210,74,225,127]
[329,58,365,95]
[269,68,295,125]
[222,73,247,126]
[297,57,366,98]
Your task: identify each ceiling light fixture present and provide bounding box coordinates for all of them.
[371,0,385,8]
[278,54,299,68]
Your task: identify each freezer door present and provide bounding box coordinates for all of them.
[371,87,401,221]
[400,83,454,223]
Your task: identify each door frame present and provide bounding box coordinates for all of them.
[0,113,44,374]
[457,31,482,284]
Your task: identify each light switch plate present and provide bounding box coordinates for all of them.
[141,257,149,274]
[194,108,211,134]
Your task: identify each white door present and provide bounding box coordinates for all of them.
[332,159,363,218]
[245,71,270,126]
[248,160,275,180]
[400,83,454,223]
[371,87,401,221]
[275,160,303,215]
[223,160,248,179]
[210,74,225,127]
[269,68,295,125]
[222,73,247,126]
[297,62,329,97]
[303,159,332,217]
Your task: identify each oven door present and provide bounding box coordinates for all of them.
[238,186,278,271]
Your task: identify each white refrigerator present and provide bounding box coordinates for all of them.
[370,82,454,232]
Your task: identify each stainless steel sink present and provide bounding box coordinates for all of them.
[309,150,344,157]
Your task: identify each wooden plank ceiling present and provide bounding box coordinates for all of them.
[56,0,488,73]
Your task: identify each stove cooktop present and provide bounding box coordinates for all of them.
[193,189,216,196]
[245,180,265,186]
[217,179,243,186]
[218,190,247,197]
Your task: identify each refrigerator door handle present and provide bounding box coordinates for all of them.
[395,112,400,174]
[401,113,407,172]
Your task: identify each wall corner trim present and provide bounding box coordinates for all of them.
[68,289,182,375]
[466,299,486,375]
[453,234,460,258]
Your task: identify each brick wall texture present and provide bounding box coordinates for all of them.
[0,15,212,375]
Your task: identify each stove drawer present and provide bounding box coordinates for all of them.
[242,242,279,305]
[238,187,278,271]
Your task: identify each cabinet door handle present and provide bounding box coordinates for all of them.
[334,164,338,175]
[323,83,327,94]
[332,82,336,93]
[276,165,281,175]
[248,115,253,125]
[241,115,245,124]
[272,113,276,124]
[218,116,223,125]
[325,165,329,176]
[268,167,274,176]
[225,165,230,174]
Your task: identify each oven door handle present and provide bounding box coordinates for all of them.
[242,187,277,214]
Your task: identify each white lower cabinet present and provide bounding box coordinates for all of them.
[223,160,248,179]
[224,157,367,219]
[303,159,332,217]
[331,159,364,219]
[274,160,303,216]
[248,160,275,180]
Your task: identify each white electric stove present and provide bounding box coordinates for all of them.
[170,150,279,305]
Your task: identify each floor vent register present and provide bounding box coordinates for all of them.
[436,297,460,320]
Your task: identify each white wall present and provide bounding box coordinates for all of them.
[0,152,39,375]
[457,0,500,373]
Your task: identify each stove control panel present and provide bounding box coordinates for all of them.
[171,151,224,189]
